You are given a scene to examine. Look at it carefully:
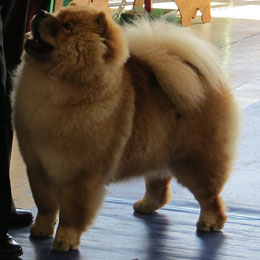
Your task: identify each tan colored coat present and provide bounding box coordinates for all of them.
[12,5,239,251]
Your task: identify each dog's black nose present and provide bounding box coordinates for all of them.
[38,10,48,18]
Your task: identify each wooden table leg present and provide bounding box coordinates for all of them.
[54,0,64,12]
[144,0,152,12]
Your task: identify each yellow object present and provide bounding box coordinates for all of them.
[175,0,211,26]
[133,0,211,26]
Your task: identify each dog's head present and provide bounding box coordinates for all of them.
[24,4,128,81]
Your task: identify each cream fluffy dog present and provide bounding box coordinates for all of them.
[12,4,239,251]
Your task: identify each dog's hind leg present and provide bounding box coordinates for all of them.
[134,171,172,214]
[53,174,106,251]
[173,152,230,231]
[27,164,59,238]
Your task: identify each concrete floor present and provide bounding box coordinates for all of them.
[9,1,260,259]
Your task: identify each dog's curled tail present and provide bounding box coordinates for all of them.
[123,19,227,110]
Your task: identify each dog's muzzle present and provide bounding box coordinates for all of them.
[24,10,54,57]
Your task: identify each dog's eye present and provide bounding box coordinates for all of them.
[63,23,72,32]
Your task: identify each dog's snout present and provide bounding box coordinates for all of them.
[38,10,48,18]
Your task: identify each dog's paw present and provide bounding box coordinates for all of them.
[30,222,54,238]
[196,214,227,232]
[53,226,80,251]
[133,199,158,214]
[53,237,79,251]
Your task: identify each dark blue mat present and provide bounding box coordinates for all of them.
[10,198,260,260]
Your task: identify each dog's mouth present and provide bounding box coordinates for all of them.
[25,14,54,57]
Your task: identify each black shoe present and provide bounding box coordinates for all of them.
[10,209,33,227]
[0,234,23,258]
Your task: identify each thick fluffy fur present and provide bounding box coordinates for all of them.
[12,5,239,251]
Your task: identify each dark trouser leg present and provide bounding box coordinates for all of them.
[1,0,29,213]
[1,0,29,161]
[0,0,30,234]
[0,5,11,236]
[2,0,30,162]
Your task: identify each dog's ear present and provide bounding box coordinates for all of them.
[95,11,127,63]
[96,12,109,39]
[95,12,112,58]
[96,12,107,28]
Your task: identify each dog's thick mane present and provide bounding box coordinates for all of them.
[123,19,227,110]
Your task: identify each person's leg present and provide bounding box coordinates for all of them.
[2,0,30,71]
[1,0,33,227]
[0,4,23,258]
[2,0,30,159]
[0,3,11,238]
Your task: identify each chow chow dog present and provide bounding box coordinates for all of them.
[12,3,239,251]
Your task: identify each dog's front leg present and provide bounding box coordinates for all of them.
[26,164,59,238]
[53,174,106,251]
